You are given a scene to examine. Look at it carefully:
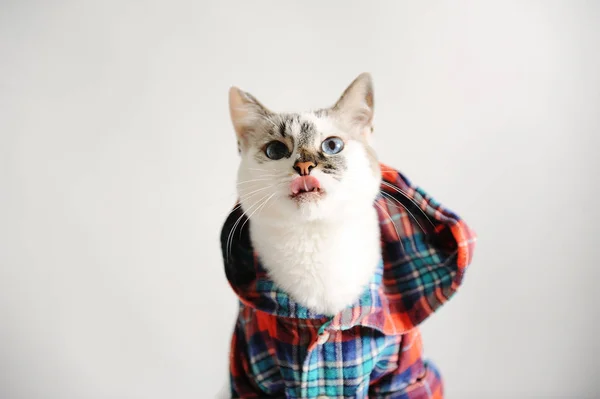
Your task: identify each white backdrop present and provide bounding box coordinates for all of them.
[1,1,599,398]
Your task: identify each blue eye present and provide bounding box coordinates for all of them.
[265,141,289,160]
[321,137,344,155]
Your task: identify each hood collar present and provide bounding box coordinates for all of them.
[221,163,476,334]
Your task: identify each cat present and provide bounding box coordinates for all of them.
[222,74,476,398]
[228,73,382,315]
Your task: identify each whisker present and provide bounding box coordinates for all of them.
[373,200,405,252]
[238,185,277,201]
[237,181,288,203]
[237,178,278,186]
[238,192,278,238]
[228,202,242,213]
[219,203,243,222]
[379,191,427,233]
[258,193,279,217]
[226,210,246,265]
[380,181,436,227]
[247,172,284,178]
[226,196,263,264]
[226,192,271,264]
[247,168,282,173]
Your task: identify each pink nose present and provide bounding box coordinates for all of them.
[293,161,316,176]
[291,176,321,195]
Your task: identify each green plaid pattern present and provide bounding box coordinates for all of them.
[222,164,476,398]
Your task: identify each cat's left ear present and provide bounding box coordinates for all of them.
[331,72,374,137]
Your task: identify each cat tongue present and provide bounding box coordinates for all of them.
[291,176,321,195]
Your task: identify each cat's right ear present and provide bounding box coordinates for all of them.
[228,87,271,149]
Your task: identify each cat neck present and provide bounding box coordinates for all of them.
[248,204,381,315]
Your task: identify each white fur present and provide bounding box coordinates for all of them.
[237,115,381,315]
[250,203,381,315]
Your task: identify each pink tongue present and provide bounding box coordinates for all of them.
[291,176,321,195]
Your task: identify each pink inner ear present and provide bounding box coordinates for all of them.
[352,106,373,126]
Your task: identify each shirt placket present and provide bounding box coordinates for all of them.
[300,327,334,399]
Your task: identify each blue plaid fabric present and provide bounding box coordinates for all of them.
[222,164,476,398]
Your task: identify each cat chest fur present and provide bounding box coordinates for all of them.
[249,208,381,316]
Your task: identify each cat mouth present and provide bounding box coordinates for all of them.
[290,176,324,201]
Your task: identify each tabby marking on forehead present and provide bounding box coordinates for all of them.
[258,112,348,176]
[272,113,319,144]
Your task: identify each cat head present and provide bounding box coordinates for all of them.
[229,73,381,222]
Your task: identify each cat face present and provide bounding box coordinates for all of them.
[229,73,381,222]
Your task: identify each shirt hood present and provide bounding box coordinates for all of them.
[221,163,476,335]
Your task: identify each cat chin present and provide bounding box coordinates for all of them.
[257,201,330,223]
[259,193,357,223]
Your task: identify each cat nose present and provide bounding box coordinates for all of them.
[293,161,316,176]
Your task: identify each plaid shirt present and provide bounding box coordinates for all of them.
[221,164,476,399]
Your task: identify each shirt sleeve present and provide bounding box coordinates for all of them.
[377,163,477,334]
[369,329,444,398]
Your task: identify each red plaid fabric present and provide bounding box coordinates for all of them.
[221,163,476,398]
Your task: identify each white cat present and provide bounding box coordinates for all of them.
[228,73,382,315]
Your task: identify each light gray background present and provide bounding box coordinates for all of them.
[1,1,599,398]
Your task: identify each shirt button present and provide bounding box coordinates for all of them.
[317,331,330,344]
